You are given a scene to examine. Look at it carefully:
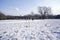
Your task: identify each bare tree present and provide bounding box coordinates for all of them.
[0,12,5,16]
[31,12,34,16]
[0,12,5,20]
[38,6,52,19]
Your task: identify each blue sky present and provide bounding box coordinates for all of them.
[0,0,60,16]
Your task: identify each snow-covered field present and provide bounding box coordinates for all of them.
[0,19,60,40]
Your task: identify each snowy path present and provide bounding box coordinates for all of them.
[0,19,60,40]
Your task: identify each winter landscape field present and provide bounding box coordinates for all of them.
[0,19,60,40]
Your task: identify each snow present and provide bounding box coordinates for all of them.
[0,19,60,40]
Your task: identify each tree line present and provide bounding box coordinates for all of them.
[0,6,60,20]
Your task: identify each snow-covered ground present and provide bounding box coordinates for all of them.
[0,19,60,40]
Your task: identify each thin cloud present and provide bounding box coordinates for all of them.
[15,8,19,11]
